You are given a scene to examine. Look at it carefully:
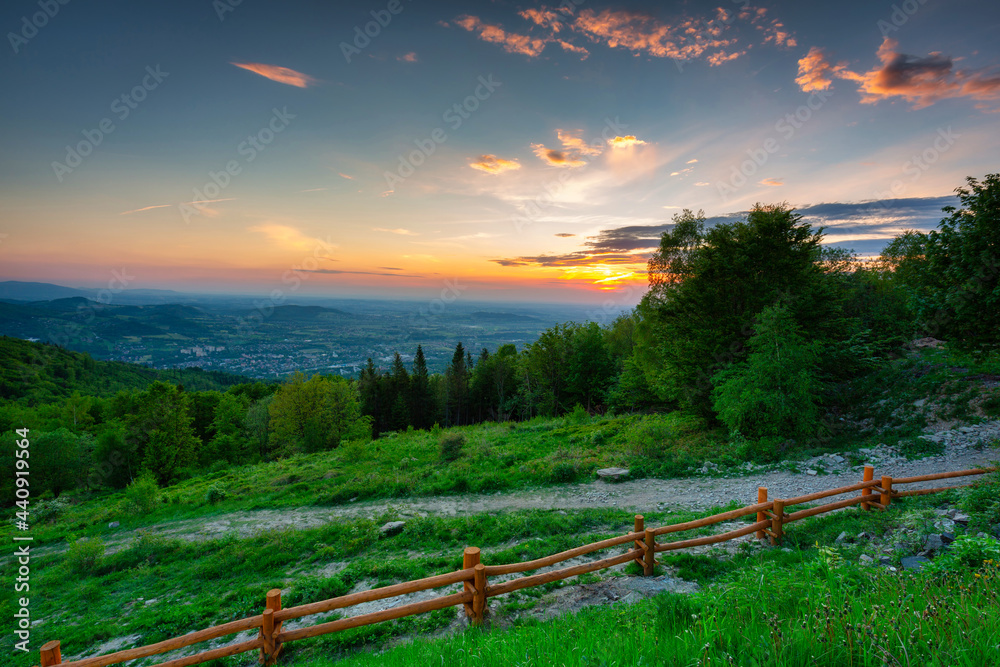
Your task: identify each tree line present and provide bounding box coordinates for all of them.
[3,173,997,497]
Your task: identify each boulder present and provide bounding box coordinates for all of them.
[596,467,630,481]
[952,513,971,525]
[909,337,944,349]
[379,521,406,537]
[835,531,849,544]
[859,554,875,565]
[900,556,931,571]
[108,521,120,529]
[828,454,846,464]
[923,534,944,553]
[806,469,818,476]
[940,533,955,546]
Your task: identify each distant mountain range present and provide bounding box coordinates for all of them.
[0,281,188,305]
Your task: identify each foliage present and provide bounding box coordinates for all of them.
[438,432,465,462]
[66,536,104,574]
[636,204,843,417]
[124,472,160,514]
[712,303,822,442]
[909,174,1000,350]
[269,372,363,454]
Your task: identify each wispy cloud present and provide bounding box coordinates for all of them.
[120,204,172,215]
[249,224,334,252]
[372,227,418,235]
[796,38,1000,110]
[300,187,327,192]
[231,62,317,88]
[531,144,588,168]
[398,52,418,62]
[469,154,522,174]
[554,233,576,237]
[300,269,421,278]
[338,172,354,180]
[454,15,548,57]
[760,178,784,186]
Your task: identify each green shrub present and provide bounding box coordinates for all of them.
[550,462,579,483]
[438,433,464,462]
[712,303,822,441]
[66,536,104,574]
[124,472,159,514]
[205,484,228,504]
[567,404,589,424]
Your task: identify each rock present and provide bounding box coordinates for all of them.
[349,497,358,502]
[993,525,1000,539]
[913,399,926,408]
[909,337,944,349]
[806,469,818,476]
[835,531,849,543]
[829,454,846,464]
[941,533,955,545]
[859,554,875,565]
[108,522,120,529]
[596,467,630,481]
[952,513,971,525]
[856,532,869,541]
[923,534,944,553]
[901,556,931,571]
[878,556,893,566]
[379,521,406,537]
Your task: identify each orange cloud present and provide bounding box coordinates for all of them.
[531,144,587,168]
[454,15,548,57]
[557,129,603,156]
[469,154,522,174]
[759,178,784,186]
[795,46,850,92]
[796,38,1000,110]
[518,8,563,31]
[231,62,316,88]
[608,135,648,148]
[398,52,418,63]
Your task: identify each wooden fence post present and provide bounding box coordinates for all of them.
[880,476,892,508]
[643,528,655,576]
[756,487,768,539]
[861,465,874,511]
[472,563,487,626]
[40,641,61,667]
[463,547,481,619]
[771,499,785,545]
[259,588,283,665]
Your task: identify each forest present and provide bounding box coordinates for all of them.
[2,173,997,500]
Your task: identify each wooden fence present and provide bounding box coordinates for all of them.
[35,465,994,667]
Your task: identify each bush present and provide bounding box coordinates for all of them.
[124,472,159,514]
[550,462,579,483]
[438,433,465,462]
[205,484,228,504]
[66,536,104,574]
[567,404,589,424]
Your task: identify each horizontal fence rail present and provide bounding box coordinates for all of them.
[35,465,995,667]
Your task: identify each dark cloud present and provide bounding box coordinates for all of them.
[554,233,576,237]
[491,196,953,269]
[301,269,422,278]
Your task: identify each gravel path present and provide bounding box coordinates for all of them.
[55,422,996,557]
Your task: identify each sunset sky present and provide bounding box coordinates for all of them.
[1,0,998,303]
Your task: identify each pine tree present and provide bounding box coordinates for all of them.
[409,345,433,429]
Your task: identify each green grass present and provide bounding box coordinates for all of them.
[305,558,1000,667]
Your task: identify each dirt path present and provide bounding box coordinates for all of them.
[32,437,994,560]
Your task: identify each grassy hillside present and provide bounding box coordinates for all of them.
[0,337,250,404]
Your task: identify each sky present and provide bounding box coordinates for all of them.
[1,0,998,304]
